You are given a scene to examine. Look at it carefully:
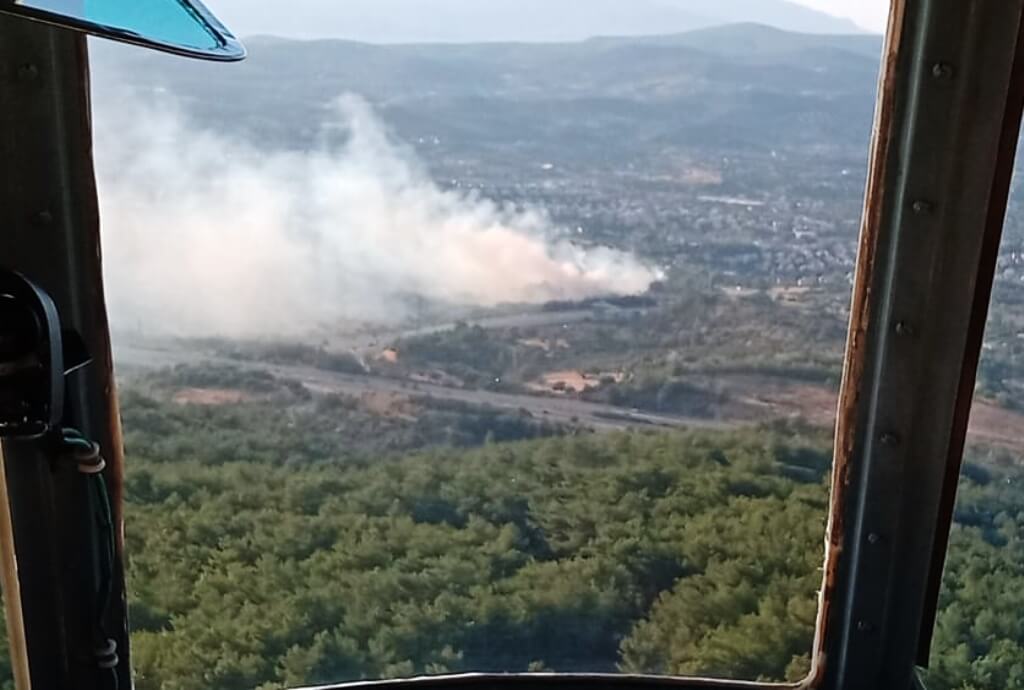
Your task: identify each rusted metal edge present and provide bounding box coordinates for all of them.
[913,7,1024,665]
[61,28,132,688]
[807,0,1024,685]
[806,0,906,686]
[0,447,32,690]
[75,28,132,675]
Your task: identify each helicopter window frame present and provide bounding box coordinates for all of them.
[3,0,1024,688]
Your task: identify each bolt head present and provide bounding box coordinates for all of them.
[912,200,934,215]
[15,63,38,81]
[880,431,901,448]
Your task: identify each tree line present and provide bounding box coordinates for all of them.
[0,386,1019,689]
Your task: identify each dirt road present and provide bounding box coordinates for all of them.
[113,341,740,433]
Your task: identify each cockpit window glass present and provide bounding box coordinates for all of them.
[923,166,1024,689]
[85,2,895,687]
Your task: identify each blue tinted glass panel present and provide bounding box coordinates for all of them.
[84,0,217,49]
[3,0,242,59]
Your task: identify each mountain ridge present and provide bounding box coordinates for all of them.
[234,22,879,52]
[205,0,866,43]
[91,22,881,161]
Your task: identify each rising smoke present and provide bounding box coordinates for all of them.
[94,93,660,336]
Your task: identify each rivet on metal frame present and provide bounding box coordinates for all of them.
[894,320,915,337]
[15,62,38,82]
[879,431,902,448]
[911,200,935,215]
[857,620,875,634]
[931,62,955,79]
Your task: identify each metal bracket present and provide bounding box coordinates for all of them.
[0,269,94,440]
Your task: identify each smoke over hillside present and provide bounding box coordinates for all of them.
[94,93,660,336]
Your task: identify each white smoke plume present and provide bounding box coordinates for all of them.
[94,93,660,336]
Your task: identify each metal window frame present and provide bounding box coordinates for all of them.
[0,17,131,690]
[819,0,1024,687]
[3,0,1024,689]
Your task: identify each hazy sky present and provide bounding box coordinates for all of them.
[795,0,889,32]
[201,0,892,43]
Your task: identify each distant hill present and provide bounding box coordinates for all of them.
[204,0,865,43]
[90,23,882,161]
[597,22,881,59]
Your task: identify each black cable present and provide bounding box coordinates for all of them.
[58,428,119,690]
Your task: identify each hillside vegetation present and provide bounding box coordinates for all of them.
[110,381,1024,689]
[0,377,1016,689]
[123,406,830,689]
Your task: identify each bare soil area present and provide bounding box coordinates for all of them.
[172,388,256,406]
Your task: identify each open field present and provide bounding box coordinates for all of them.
[116,335,1024,455]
